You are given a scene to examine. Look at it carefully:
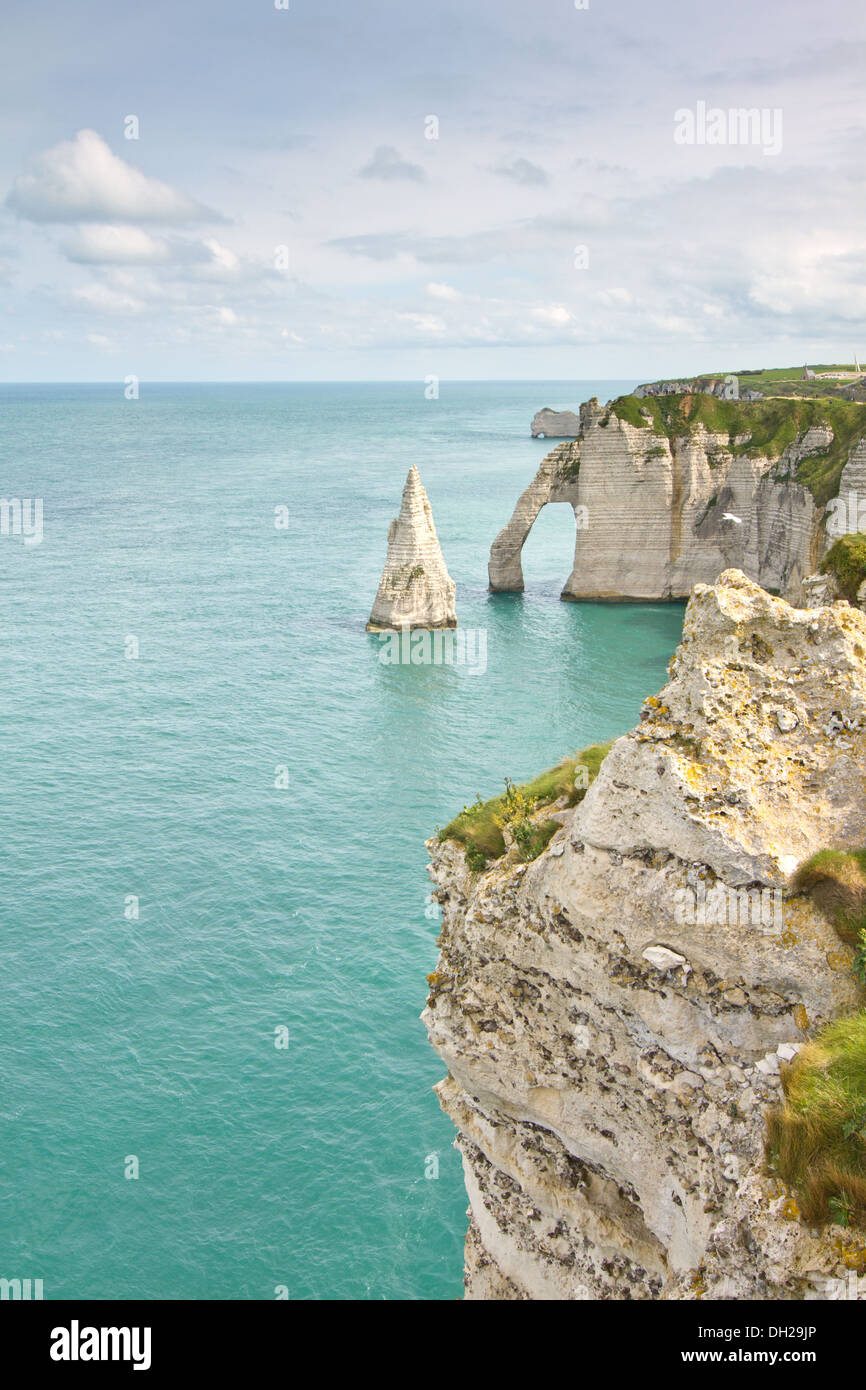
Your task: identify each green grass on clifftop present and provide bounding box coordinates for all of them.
[821,535,866,604]
[607,393,866,508]
[767,1015,866,1229]
[642,365,858,390]
[439,742,611,869]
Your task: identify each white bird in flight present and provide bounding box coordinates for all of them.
[722,512,743,524]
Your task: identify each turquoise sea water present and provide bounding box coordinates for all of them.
[0,381,686,1300]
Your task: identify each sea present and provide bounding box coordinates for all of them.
[0,380,686,1299]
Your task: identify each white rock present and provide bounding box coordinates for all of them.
[756,1054,780,1075]
[367,466,456,631]
[642,945,689,972]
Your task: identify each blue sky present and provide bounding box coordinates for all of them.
[1,0,864,380]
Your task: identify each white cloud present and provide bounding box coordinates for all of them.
[533,304,571,325]
[61,224,170,264]
[6,130,221,225]
[203,239,239,272]
[71,283,144,314]
[396,311,446,334]
[426,282,461,300]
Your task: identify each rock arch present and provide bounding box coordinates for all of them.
[488,441,584,593]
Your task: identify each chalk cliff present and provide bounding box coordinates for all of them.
[424,571,866,1299]
[367,466,457,631]
[491,395,866,603]
[635,378,764,402]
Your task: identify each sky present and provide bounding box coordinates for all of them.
[0,0,864,381]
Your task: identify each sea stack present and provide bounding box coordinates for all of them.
[367,466,457,631]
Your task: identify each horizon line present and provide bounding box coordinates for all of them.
[0,376,640,387]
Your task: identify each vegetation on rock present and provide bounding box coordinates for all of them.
[439,741,611,868]
[794,849,866,945]
[606,393,866,507]
[820,535,866,604]
[766,1015,866,1229]
[767,849,866,1228]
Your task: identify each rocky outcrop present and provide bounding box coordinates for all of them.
[531,407,582,439]
[636,378,764,402]
[489,397,862,602]
[367,466,457,631]
[424,571,866,1299]
[803,572,840,608]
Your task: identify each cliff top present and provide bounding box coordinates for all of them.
[578,568,866,883]
[639,364,866,402]
[605,392,866,507]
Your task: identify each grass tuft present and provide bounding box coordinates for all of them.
[766,1014,866,1228]
[793,849,866,946]
[439,742,612,868]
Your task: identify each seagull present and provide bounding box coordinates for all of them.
[722,512,743,524]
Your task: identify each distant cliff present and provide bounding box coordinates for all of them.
[530,407,582,438]
[424,572,866,1299]
[491,393,866,603]
[635,376,764,402]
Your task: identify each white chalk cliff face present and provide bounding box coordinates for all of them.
[424,572,866,1299]
[367,466,457,631]
[489,398,862,602]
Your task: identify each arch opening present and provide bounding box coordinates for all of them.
[519,501,579,594]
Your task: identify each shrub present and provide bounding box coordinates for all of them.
[438,741,612,868]
[820,535,866,604]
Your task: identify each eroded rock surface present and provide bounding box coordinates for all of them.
[424,571,866,1299]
